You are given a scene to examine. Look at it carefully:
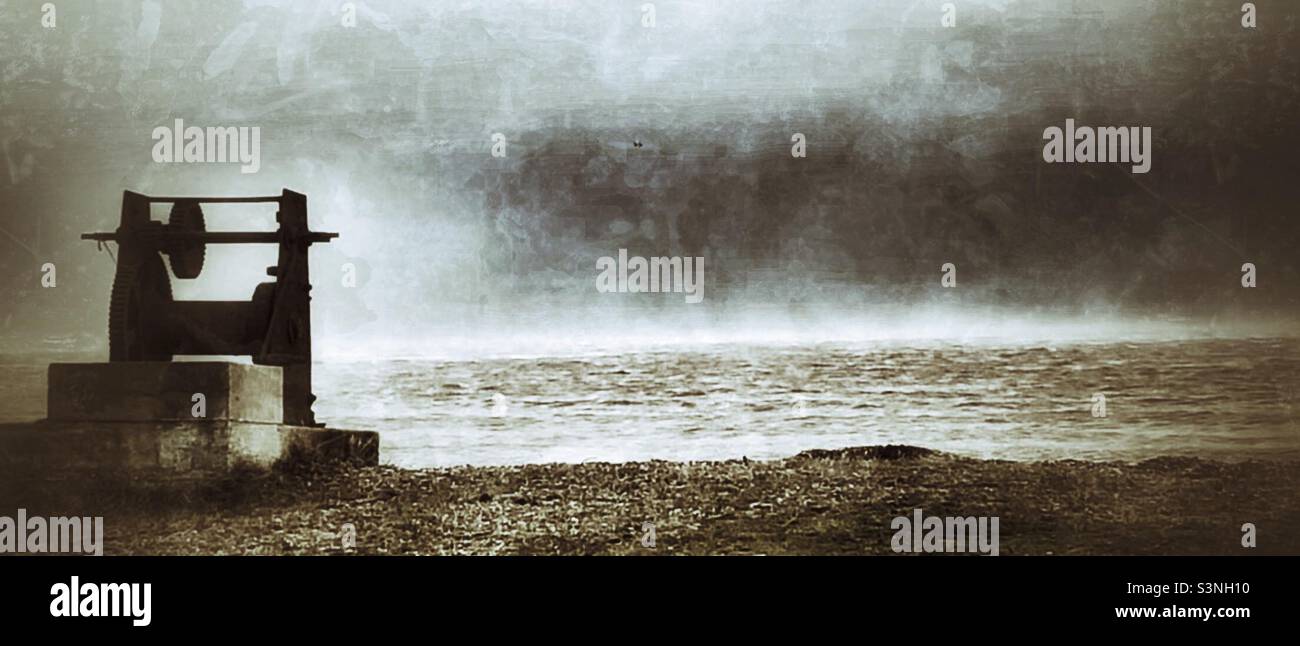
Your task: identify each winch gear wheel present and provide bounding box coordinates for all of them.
[165,200,206,279]
[108,252,174,361]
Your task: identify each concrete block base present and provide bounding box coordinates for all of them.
[48,362,284,424]
[1,361,378,489]
[0,419,378,483]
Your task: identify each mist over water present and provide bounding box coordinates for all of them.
[4,313,1294,468]
[2,1,1298,468]
[308,311,1300,467]
[311,336,1300,468]
[315,304,1298,361]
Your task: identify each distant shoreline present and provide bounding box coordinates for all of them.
[7,446,1297,556]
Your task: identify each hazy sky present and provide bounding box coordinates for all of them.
[1,0,1297,354]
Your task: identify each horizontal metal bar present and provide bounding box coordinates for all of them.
[154,232,282,243]
[81,231,338,243]
[142,196,284,203]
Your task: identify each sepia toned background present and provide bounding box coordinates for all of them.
[2,0,1297,355]
[1,1,1297,467]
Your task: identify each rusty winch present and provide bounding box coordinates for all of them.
[82,189,336,427]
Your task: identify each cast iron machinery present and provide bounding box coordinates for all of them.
[82,189,336,427]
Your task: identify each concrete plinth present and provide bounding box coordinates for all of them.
[48,362,283,423]
[0,419,377,481]
[0,362,378,484]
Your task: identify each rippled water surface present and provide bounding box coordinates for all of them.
[4,338,1297,467]
[315,338,1299,466]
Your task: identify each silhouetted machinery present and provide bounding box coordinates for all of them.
[82,190,336,427]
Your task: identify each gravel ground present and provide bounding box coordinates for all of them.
[7,446,1297,555]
